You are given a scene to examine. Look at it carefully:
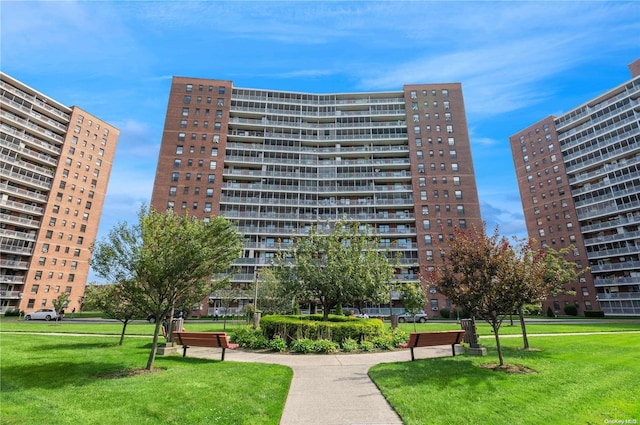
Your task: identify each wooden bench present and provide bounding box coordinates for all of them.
[398,330,465,361]
[172,331,239,361]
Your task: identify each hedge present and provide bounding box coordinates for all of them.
[584,310,605,318]
[260,314,384,344]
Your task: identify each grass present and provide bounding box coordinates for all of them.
[0,333,292,425]
[369,333,640,425]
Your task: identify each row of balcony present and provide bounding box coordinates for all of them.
[583,229,640,246]
[233,225,417,236]
[0,79,71,121]
[0,243,33,255]
[0,165,53,191]
[576,198,640,222]
[555,84,640,130]
[0,198,45,215]
[230,105,406,118]
[561,117,639,162]
[219,196,414,207]
[231,257,419,266]
[589,260,640,273]
[0,275,26,284]
[570,152,640,186]
[223,169,411,180]
[223,155,411,167]
[224,141,410,155]
[564,137,640,174]
[580,213,640,233]
[221,182,413,193]
[571,165,640,197]
[558,99,639,144]
[223,211,416,221]
[0,152,55,178]
[0,290,23,299]
[228,129,408,142]
[596,292,640,300]
[0,258,30,269]
[594,275,640,287]
[1,94,68,133]
[586,245,640,260]
[574,183,640,209]
[1,135,58,167]
[1,123,62,156]
[0,109,65,144]
[228,272,419,282]
[231,92,404,106]
[240,241,419,250]
[0,212,40,229]
[228,116,408,129]
[0,228,37,242]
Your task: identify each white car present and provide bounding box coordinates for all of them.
[24,308,58,321]
[397,310,428,323]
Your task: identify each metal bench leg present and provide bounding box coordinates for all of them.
[182,345,188,357]
[410,347,415,361]
[221,348,226,361]
[451,344,455,357]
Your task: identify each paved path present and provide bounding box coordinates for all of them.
[185,345,458,425]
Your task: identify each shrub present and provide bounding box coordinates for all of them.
[290,338,315,354]
[3,309,22,317]
[439,308,450,319]
[546,306,555,318]
[371,334,395,350]
[313,339,339,354]
[388,327,409,347]
[359,340,375,352]
[231,326,268,349]
[341,338,359,352]
[260,314,384,344]
[564,305,578,316]
[585,310,605,318]
[268,336,288,352]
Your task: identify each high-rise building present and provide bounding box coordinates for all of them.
[510,59,640,316]
[0,72,119,315]
[151,77,483,317]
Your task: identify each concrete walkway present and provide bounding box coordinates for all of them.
[184,345,456,425]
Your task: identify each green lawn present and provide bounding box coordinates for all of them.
[0,334,291,425]
[369,333,640,425]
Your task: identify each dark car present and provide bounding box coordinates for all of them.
[147,309,184,323]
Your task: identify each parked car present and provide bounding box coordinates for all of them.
[397,311,428,323]
[24,308,58,321]
[147,309,184,323]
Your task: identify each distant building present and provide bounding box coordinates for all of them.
[1,72,119,315]
[510,59,640,316]
[151,77,483,317]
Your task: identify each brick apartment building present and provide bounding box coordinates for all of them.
[510,59,640,316]
[150,77,483,317]
[0,72,119,315]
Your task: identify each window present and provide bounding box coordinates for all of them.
[171,172,179,182]
[182,108,189,116]
[206,188,214,197]
[184,95,191,104]
[414,126,421,134]
[420,191,427,201]
[211,148,218,156]
[209,161,217,170]
[422,205,429,215]
[423,220,430,230]
[173,159,181,168]
[424,235,432,244]
[455,190,462,199]
[456,205,464,215]
[446,125,453,133]
[410,90,417,99]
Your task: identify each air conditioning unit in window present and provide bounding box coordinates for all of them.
[431,307,439,311]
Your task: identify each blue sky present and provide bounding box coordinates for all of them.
[2,1,639,282]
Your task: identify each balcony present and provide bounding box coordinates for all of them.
[0,290,23,299]
[0,166,52,190]
[596,292,640,300]
[589,260,640,273]
[0,243,33,255]
[1,123,62,155]
[0,228,37,242]
[0,275,25,284]
[0,198,44,215]
[0,212,41,229]
[0,80,71,121]
[0,258,30,269]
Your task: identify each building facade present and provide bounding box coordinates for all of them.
[510,59,640,316]
[151,77,483,317]
[0,73,119,315]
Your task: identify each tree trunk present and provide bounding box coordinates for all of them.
[119,320,128,346]
[492,321,504,366]
[519,307,529,350]
[146,320,162,370]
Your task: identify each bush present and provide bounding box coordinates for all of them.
[371,334,396,350]
[3,309,22,317]
[439,308,450,319]
[359,340,375,352]
[290,338,315,354]
[313,339,339,354]
[341,338,359,352]
[547,306,555,318]
[564,305,578,316]
[231,326,268,349]
[260,314,384,345]
[585,310,605,318]
[268,336,288,352]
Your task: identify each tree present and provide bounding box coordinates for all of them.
[83,283,144,345]
[91,205,242,370]
[271,221,395,321]
[398,282,426,331]
[252,268,295,316]
[425,225,520,366]
[53,293,70,322]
